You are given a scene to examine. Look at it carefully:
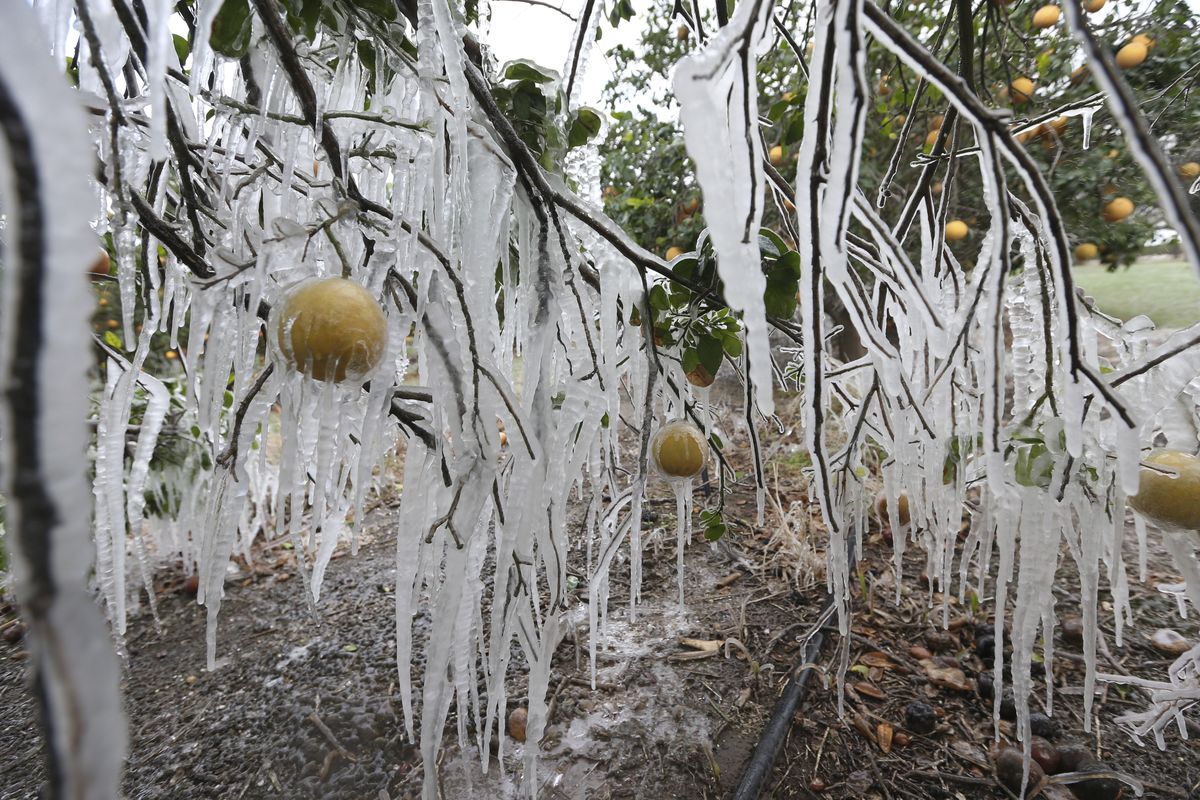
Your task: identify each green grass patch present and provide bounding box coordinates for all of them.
[1072,260,1200,330]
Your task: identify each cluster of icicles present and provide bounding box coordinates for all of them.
[39,0,1200,794]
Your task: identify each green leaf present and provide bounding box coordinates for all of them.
[355,0,397,20]
[696,334,724,375]
[210,0,252,58]
[648,283,670,311]
[681,347,700,372]
[103,330,123,349]
[172,34,191,67]
[721,331,743,358]
[568,107,604,149]
[503,59,559,84]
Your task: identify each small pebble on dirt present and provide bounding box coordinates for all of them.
[1150,628,1190,656]
[2,622,27,644]
[976,635,995,659]
[1031,736,1060,773]
[925,630,958,652]
[904,701,937,734]
[507,707,528,743]
[1061,616,1084,646]
[992,742,1046,796]
[1029,712,1059,739]
[1054,742,1095,774]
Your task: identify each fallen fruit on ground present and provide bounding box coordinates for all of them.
[650,420,706,479]
[945,220,970,241]
[903,701,937,734]
[1033,4,1060,29]
[271,277,389,383]
[1115,41,1147,69]
[992,742,1046,795]
[507,707,528,742]
[1102,196,1134,222]
[1010,77,1035,104]
[1128,449,1200,531]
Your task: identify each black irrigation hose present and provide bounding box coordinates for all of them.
[731,541,859,800]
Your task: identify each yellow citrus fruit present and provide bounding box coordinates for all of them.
[165,350,178,360]
[651,420,706,479]
[272,277,388,383]
[1048,116,1069,136]
[1084,0,1104,11]
[1180,162,1200,180]
[1115,42,1147,69]
[90,252,111,276]
[929,114,946,131]
[1132,34,1154,49]
[676,25,689,41]
[924,129,940,148]
[1010,77,1035,104]
[945,220,970,241]
[769,145,785,166]
[874,490,911,526]
[932,181,943,195]
[665,246,686,261]
[1102,196,1134,222]
[1033,5,1060,28]
[106,319,119,329]
[1074,242,1099,260]
[877,79,890,96]
[1129,450,1200,532]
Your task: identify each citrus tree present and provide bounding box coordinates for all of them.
[1,0,1200,797]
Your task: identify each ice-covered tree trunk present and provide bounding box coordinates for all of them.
[0,4,127,796]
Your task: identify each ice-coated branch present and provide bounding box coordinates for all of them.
[0,5,126,794]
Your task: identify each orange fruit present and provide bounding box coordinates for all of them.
[1074,243,1099,260]
[945,220,970,241]
[874,490,911,526]
[1102,197,1134,222]
[1010,77,1035,104]
[1084,0,1104,11]
[651,420,706,479]
[1033,5,1060,29]
[1115,42,1147,69]
[665,246,686,261]
[272,277,389,383]
[1129,450,1200,532]
[769,145,785,166]
[1180,162,1200,180]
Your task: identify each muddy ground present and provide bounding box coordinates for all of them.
[3,405,1200,799]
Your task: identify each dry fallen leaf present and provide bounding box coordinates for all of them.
[680,638,722,652]
[854,681,886,700]
[876,722,894,754]
[919,658,974,692]
[859,651,893,668]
